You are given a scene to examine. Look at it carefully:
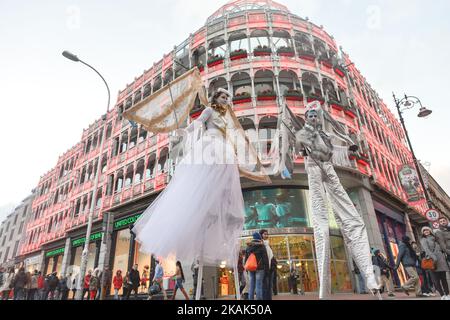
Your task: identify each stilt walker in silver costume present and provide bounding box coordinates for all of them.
[295,102,381,300]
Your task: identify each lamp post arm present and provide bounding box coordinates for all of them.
[80,60,111,113]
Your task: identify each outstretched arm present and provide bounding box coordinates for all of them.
[186,107,213,132]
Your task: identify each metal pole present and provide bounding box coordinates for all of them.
[74,60,111,300]
[393,93,433,209]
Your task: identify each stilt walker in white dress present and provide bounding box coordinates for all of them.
[122,68,270,300]
[295,102,381,300]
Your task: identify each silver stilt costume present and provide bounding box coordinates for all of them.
[296,102,380,299]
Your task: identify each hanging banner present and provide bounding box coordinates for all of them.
[398,163,425,203]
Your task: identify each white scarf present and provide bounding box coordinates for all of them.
[264,240,274,268]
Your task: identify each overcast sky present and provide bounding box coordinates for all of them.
[1,0,449,221]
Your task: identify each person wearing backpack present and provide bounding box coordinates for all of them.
[244,232,269,300]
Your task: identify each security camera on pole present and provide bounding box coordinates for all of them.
[62,50,110,300]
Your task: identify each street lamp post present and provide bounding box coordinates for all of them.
[62,50,110,300]
[393,93,433,209]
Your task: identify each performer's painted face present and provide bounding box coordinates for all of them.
[306,110,319,126]
[216,92,229,106]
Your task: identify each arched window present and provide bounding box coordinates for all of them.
[106,123,113,139]
[279,70,300,95]
[85,138,92,154]
[92,132,98,149]
[124,165,134,188]
[101,154,108,173]
[313,38,327,60]
[138,126,148,143]
[134,90,142,105]
[87,162,94,181]
[250,29,270,53]
[272,29,293,54]
[80,167,86,184]
[129,127,138,149]
[158,148,169,174]
[163,68,173,86]
[254,69,275,95]
[258,116,278,155]
[231,72,252,98]
[302,72,322,98]
[125,97,133,110]
[143,83,152,99]
[294,32,313,54]
[120,131,128,153]
[175,45,190,78]
[192,46,206,68]
[208,77,228,97]
[322,78,338,102]
[115,170,124,193]
[134,159,145,184]
[208,37,226,61]
[229,32,249,55]
[146,154,157,179]
[96,188,103,208]
[153,75,162,92]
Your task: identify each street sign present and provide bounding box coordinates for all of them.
[432,222,440,230]
[425,209,440,222]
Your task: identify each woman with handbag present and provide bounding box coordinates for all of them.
[420,226,450,300]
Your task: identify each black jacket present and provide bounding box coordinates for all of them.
[374,254,393,277]
[13,271,28,289]
[129,269,140,287]
[245,240,269,272]
[48,274,59,290]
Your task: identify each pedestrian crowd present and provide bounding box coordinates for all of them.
[354,216,450,300]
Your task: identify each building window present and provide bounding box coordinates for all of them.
[18,221,24,234]
[9,229,15,241]
[3,247,10,263]
[12,240,19,257]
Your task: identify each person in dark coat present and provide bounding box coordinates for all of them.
[373,250,395,297]
[245,232,269,300]
[47,272,59,300]
[271,257,278,296]
[125,264,140,300]
[395,236,423,297]
[57,274,69,300]
[13,267,28,300]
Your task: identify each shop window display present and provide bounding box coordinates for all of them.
[331,261,352,292]
[45,257,54,275]
[133,242,152,293]
[55,255,63,275]
[111,228,131,295]
[236,235,349,296]
[288,235,314,260]
[243,188,310,230]
[243,188,339,231]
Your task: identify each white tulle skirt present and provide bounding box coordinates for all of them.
[132,129,245,267]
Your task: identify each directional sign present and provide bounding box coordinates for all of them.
[425,209,440,222]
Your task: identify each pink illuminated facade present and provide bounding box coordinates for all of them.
[18,0,436,296]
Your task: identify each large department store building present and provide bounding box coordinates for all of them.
[17,0,449,298]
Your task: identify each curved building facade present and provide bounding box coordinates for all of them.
[18,0,434,298]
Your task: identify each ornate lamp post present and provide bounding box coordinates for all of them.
[62,50,110,300]
[393,93,433,209]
